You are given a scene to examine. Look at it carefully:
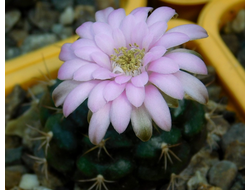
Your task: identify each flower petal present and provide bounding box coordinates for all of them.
[63,80,98,117]
[103,81,126,101]
[143,46,166,65]
[58,58,90,80]
[92,68,113,80]
[126,83,145,107]
[144,84,171,131]
[112,28,126,48]
[89,102,111,145]
[95,34,115,55]
[167,24,208,40]
[131,21,149,48]
[111,92,132,133]
[131,105,152,141]
[165,51,207,74]
[92,22,112,36]
[108,8,126,29]
[174,71,209,104]
[147,7,176,26]
[76,21,94,39]
[130,7,153,23]
[147,57,179,74]
[148,21,168,48]
[59,43,77,61]
[88,81,109,113]
[119,14,136,46]
[95,7,114,22]
[115,75,132,84]
[74,46,102,61]
[71,39,96,50]
[149,73,184,99]
[131,71,149,87]
[73,64,100,81]
[52,80,81,107]
[154,32,190,49]
[90,51,112,70]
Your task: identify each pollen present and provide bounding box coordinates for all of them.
[111,43,145,76]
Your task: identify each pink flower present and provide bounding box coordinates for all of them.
[52,7,209,145]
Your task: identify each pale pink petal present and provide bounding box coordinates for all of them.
[141,32,154,51]
[95,7,114,22]
[59,43,77,61]
[92,22,112,36]
[63,80,99,117]
[130,7,153,23]
[114,75,132,84]
[174,71,208,104]
[112,28,126,48]
[74,46,102,61]
[165,51,207,74]
[108,8,126,29]
[142,52,154,66]
[90,52,112,70]
[126,83,145,107]
[119,14,136,46]
[52,80,81,107]
[58,58,90,80]
[147,57,179,74]
[144,84,171,131]
[89,102,111,145]
[131,71,149,87]
[92,68,113,80]
[76,21,94,39]
[110,92,132,133]
[154,32,189,49]
[103,81,126,101]
[131,105,152,141]
[147,7,176,26]
[95,34,115,55]
[88,81,109,113]
[131,21,149,48]
[71,39,97,50]
[167,24,208,40]
[73,64,100,81]
[143,46,166,66]
[149,73,184,99]
[148,21,168,48]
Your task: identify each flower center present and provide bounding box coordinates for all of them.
[110,43,145,76]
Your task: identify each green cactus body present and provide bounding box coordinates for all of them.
[20,80,207,189]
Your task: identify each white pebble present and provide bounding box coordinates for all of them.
[19,174,40,190]
[33,186,52,190]
[59,6,75,25]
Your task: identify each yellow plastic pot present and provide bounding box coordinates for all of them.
[157,0,210,22]
[198,0,245,119]
[5,0,147,96]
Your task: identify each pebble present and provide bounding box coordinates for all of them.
[208,160,237,190]
[5,135,22,149]
[74,5,95,28]
[5,146,23,166]
[19,174,40,190]
[187,170,208,190]
[51,0,74,11]
[33,186,52,190]
[21,33,58,53]
[9,29,29,45]
[5,85,26,125]
[59,6,75,26]
[5,9,21,33]
[231,9,245,33]
[95,0,118,10]
[28,2,59,31]
[237,47,245,68]
[221,123,245,169]
[5,47,22,60]
[5,165,28,189]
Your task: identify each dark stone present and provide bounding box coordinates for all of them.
[5,146,23,166]
[221,34,240,55]
[51,0,74,11]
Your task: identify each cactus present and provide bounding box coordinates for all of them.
[12,78,206,190]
